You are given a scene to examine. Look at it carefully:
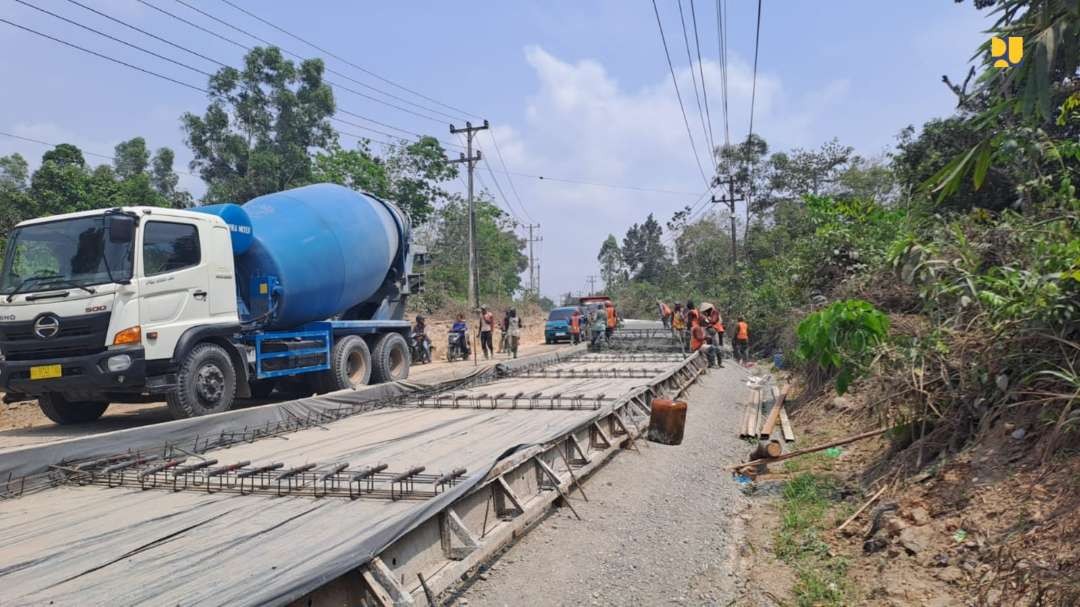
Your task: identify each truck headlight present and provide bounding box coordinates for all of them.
[106,354,132,372]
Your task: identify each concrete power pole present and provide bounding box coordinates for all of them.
[449,120,489,310]
[524,223,542,297]
[585,275,598,295]
[711,175,743,267]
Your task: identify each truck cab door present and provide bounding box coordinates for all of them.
[137,219,210,361]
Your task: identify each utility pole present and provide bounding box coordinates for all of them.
[711,175,743,266]
[524,223,542,297]
[448,120,489,310]
[585,275,598,295]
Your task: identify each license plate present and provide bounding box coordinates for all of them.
[30,364,62,380]
[556,332,566,336]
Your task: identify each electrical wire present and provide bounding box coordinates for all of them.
[216,0,481,121]
[169,0,461,124]
[717,0,730,146]
[0,130,199,175]
[486,131,534,222]
[16,1,213,78]
[689,0,715,154]
[747,0,763,146]
[0,17,208,94]
[651,0,710,189]
[676,0,713,154]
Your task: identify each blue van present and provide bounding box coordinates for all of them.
[544,306,580,344]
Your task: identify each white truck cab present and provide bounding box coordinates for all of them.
[0,207,242,423]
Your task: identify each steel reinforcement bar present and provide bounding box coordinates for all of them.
[289,349,707,607]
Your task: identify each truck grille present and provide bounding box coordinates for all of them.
[0,312,111,362]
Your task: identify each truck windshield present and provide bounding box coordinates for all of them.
[0,215,134,295]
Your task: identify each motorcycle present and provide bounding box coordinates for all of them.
[411,333,432,364]
[446,331,470,362]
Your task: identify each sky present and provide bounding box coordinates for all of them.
[0,1,992,299]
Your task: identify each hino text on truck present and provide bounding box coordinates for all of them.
[0,183,422,423]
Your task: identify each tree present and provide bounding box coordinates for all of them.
[313,141,391,197]
[183,46,336,203]
[597,234,624,287]
[424,194,527,303]
[150,147,193,208]
[621,214,670,283]
[0,153,29,188]
[114,137,150,179]
[384,137,459,224]
[42,143,85,168]
[0,153,32,250]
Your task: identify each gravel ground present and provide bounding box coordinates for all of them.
[452,362,757,607]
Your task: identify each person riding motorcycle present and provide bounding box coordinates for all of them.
[412,315,431,363]
[449,314,471,360]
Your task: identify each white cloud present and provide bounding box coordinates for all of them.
[486,46,845,297]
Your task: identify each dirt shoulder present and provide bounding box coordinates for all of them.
[449,364,754,606]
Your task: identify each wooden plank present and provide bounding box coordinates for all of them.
[368,557,415,606]
[779,406,796,442]
[759,385,791,439]
[496,476,525,515]
[535,459,582,521]
[591,421,613,449]
[361,570,395,607]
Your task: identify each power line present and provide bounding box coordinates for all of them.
[50,0,462,150]
[486,131,534,222]
[690,0,716,154]
[0,17,208,94]
[170,0,461,123]
[216,0,481,121]
[650,0,710,188]
[717,0,731,146]
[747,0,763,146]
[676,0,713,155]
[136,0,453,124]
[479,156,523,224]
[0,130,198,175]
[491,170,701,196]
[15,1,213,78]
[63,0,226,69]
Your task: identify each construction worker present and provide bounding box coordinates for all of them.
[498,309,510,353]
[685,300,700,330]
[672,302,686,339]
[657,299,672,329]
[569,308,583,344]
[734,316,750,364]
[507,308,523,358]
[479,306,495,359]
[690,319,718,367]
[701,303,724,367]
[604,301,617,341]
[590,305,607,347]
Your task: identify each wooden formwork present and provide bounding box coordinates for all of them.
[292,351,707,607]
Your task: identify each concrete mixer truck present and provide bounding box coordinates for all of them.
[0,184,423,423]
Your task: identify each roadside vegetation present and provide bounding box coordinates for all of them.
[607,0,1079,602]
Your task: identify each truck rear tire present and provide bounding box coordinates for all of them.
[166,342,237,419]
[317,335,371,393]
[371,333,410,384]
[37,394,108,425]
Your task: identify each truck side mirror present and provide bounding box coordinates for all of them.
[107,215,134,244]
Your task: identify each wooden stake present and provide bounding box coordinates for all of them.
[778,406,796,442]
[836,485,887,531]
[727,427,891,471]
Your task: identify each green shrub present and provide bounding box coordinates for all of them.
[796,299,889,394]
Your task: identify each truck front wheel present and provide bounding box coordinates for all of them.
[166,342,237,418]
[371,333,410,383]
[37,394,108,425]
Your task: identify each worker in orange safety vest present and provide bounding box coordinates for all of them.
[569,309,583,344]
[734,317,750,364]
